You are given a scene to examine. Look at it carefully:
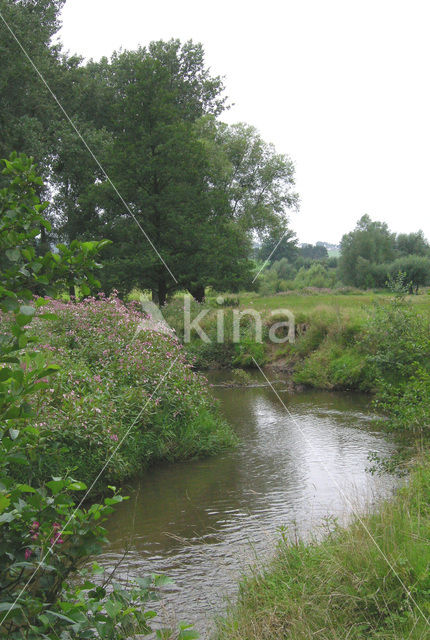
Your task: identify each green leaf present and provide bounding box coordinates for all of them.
[0,512,15,524]
[0,495,11,514]
[45,610,77,624]
[68,481,87,491]
[0,602,21,613]
[46,479,66,495]
[16,314,31,327]
[0,367,13,382]
[178,623,200,639]
[16,484,35,493]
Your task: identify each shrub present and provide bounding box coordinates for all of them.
[360,291,430,385]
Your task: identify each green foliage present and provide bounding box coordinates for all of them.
[339,214,397,287]
[292,310,370,390]
[396,230,429,257]
[338,216,430,291]
[233,338,266,367]
[294,263,336,289]
[1,0,298,303]
[374,368,430,437]
[20,294,236,489]
[298,243,328,260]
[0,156,200,638]
[0,0,65,173]
[388,255,430,293]
[231,368,252,385]
[361,288,430,385]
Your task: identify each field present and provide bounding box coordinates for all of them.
[160,289,430,385]
[237,289,430,315]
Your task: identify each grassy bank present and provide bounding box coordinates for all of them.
[162,289,430,392]
[214,457,430,639]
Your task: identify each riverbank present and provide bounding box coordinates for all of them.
[22,295,236,495]
[97,379,396,637]
[163,289,430,392]
[212,289,430,639]
[214,455,430,639]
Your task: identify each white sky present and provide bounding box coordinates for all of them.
[59,0,430,245]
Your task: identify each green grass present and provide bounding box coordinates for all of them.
[239,289,430,315]
[214,457,430,640]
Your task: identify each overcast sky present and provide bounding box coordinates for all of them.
[59,0,430,245]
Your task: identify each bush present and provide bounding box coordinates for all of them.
[360,290,430,385]
[294,264,336,289]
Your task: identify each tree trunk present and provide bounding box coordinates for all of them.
[152,277,167,306]
[189,284,205,303]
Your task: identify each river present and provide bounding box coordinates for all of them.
[97,371,398,637]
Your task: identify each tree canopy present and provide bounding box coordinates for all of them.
[0,1,299,303]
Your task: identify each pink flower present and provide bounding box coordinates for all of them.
[25,548,32,560]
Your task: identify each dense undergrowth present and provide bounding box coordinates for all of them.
[18,294,235,492]
[163,288,430,395]
[0,156,218,639]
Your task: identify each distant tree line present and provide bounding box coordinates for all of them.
[0,0,298,303]
[255,215,430,294]
[339,215,430,293]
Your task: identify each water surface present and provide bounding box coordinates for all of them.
[98,371,397,636]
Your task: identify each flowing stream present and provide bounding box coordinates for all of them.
[98,371,398,637]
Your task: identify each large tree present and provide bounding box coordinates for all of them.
[1,19,299,302]
[198,118,298,233]
[195,117,298,297]
[87,41,228,304]
[396,231,429,257]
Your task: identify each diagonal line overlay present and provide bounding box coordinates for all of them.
[0,355,180,627]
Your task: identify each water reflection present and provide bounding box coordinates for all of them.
[97,372,397,637]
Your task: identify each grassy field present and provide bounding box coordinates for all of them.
[238,289,430,315]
